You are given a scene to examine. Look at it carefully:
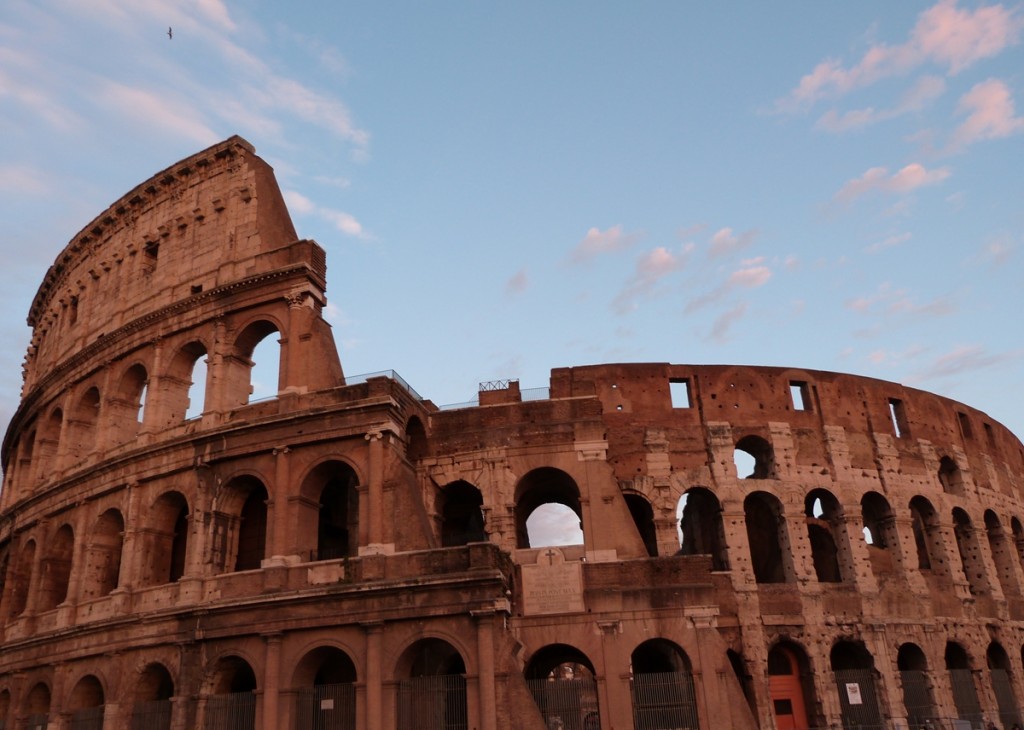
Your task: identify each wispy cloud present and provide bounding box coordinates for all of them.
[815,75,946,132]
[776,0,1023,112]
[948,78,1024,151]
[708,227,758,258]
[914,343,1020,379]
[568,225,640,264]
[0,164,48,195]
[506,268,528,296]
[834,163,951,203]
[685,261,772,314]
[99,81,219,146]
[612,245,691,314]
[284,190,367,238]
[706,302,748,343]
[865,232,913,253]
[845,282,955,317]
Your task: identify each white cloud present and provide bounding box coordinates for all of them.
[0,164,48,195]
[815,75,946,132]
[914,344,1020,379]
[778,0,1023,112]
[834,163,951,203]
[568,225,640,264]
[284,190,366,238]
[283,190,316,215]
[949,78,1024,150]
[612,246,689,314]
[728,266,772,288]
[845,282,954,318]
[506,269,528,295]
[99,82,219,146]
[865,232,912,253]
[709,227,758,258]
[707,302,748,343]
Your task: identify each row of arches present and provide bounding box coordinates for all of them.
[769,638,1023,729]
[0,462,359,624]
[7,320,282,492]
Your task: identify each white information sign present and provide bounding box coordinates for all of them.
[845,682,863,705]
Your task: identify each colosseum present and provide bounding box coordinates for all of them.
[1,136,1023,730]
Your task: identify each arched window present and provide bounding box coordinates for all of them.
[985,511,1022,598]
[23,682,50,730]
[525,644,600,730]
[909,497,940,572]
[68,675,105,729]
[82,509,124,600]
[988,642,1022,728]
[406,417,428,462]
[142,492,190,586]
[831,641,883,728]
[515,468,584,549]
[35,408,63,481]
[205,656,257,730]
[624,493,658,557]
[946,642,983,726]
[734,435,774,479]
[109,363,149,445]
[230,320,281,407]
[939,456,965,495]
[397,639,467,730]
[214,476,269,573]
[292,647,358,729]
[677,488,728,570]
[768,642,817,730]
[66,387,101,460]
[897,643,936,727]
[131,662,174,730]
[38,524,74,611]
[7,539,36,617]
[317,465,359,561]
[804,489,847,583]
[630,639,698,729]
[439,481,486,547]
[952,508,990,595]
[234,484,268,572]
[744,492,792,583]
[862,492,900,580]
[165,342,208,422]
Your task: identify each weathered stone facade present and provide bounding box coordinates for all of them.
[2,136,1023,729]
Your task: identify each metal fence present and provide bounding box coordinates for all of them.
[900,669,938,727]
[834,669,884,729]
[131,699,173,730]
[70,706,104,730]
[948,669,984,728]
[991,668,1022,729]
[203,691,256,730]
[396,675,468,730]
[294,683,357,730]
[631,670,699,730]
[526,677,601,730]
[23,715,48,730]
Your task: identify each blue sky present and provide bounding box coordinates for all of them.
[1,1,1022,451]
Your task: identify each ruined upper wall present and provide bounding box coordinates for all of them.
[24,136,301,387]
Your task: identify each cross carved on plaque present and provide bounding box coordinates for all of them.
[544,549,557,565]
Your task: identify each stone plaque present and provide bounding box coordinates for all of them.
[520,547,585,616]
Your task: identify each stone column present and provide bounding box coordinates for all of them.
[473,612,497,730]
[364,623,383,729]
[597,620,630,729]
[364,431,384,550]
[269,446,291,562]
[262,633,283,730]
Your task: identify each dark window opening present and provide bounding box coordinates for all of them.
[958,412,973,440]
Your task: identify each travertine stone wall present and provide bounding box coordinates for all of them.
[0,138,1022,730]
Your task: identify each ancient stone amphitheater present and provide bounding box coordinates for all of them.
[1,137,1023,730]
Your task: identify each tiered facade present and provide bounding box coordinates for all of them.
[1,137,1023,730]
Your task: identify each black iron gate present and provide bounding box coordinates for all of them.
[396,674,468,730]
[203,691,256,730]
[631,671,699,730]
[833,668,883,729]
[526,677,601,730]
[294,683,357,730]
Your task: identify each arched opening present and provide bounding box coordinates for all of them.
[938,456,965,495]
[439,481,486,547]
[988,642,1021,728]
[630,639,698,729]
[744,491,792,584]
[734,435,774,479]
[67,387,101,461]
[234,483,268,572]
[7,539,36,617]
[1013,518,1024,580]
[180,343,208,421]
[38,524,74,611]
[861,492,900,580]
[897,643,936,727]
[292,646,358,730]
[131,662,174,730]
[624,493,658,557]
[830,641,883,728]
[952,508,990,595]
[68,674,104,730]
[15,426,36,488]
[676,487,728,570]
[804,489,847,583]
[768,642,816,730]
[35,408,63,481]
[0,689,10,729]
[314,463,359,561]
[909,497,942,573]
[142,492,189,586]
[946,642,983,726]
[82,509,124,600]
[985,510,1022,598]
[396,639,467,730]
[230,320,281,406]
[23,682,50,730]
[515,468,584,549]
[109,363,149,445]
[205,656,257,730]
[525,644,600,730]
[406,417,428,462]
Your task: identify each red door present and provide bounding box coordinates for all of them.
[768,647,810,730]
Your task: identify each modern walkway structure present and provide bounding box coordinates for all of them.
[1,137,1023,729]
